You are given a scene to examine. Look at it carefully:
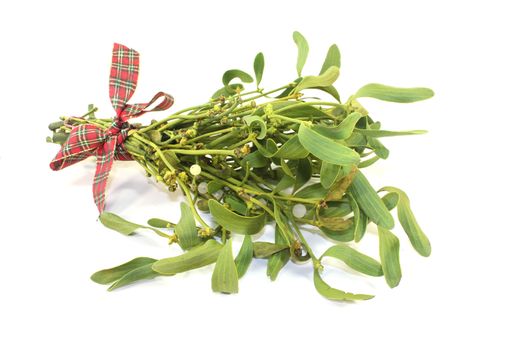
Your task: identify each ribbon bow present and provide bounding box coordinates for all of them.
[50,43,174,213]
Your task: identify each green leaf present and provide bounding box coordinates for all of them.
[320,162,341,189]
[355,83,434,103]
[293,158,312,192]
[381,187,431,257]
[99,212,166,237]
[321,245,383,277]
[316,85,341,102]
[152,239,222,275]
[298,124,360,166]
[224,195,249,215]
[108,263,160,291]
[207,180,223,194]
[273,135,309,159]
[378,226,402,288]
[382,192,399,211]
[235,235,254,278]
[212,83,244,99]
[368,137,389,159]
[208,199,266,235]
[243,115,267,140]
[253,52,264,87]
[176,203,200,250]
[320,44,341,74]
[325,166,357,201]
[267,225,291,280]
[356,129,427,138]
[319,216,352,231]
[295,183,328,199]
[348,170,394,229]
[253,242,289,258]
[313,268,374,301]
[91,257,157,285]
[353,210,369,243]
[273,174,295,194]
[320,195,360,242]
[147,218,175,228]
[241,150,270,168]
[358,156,380,169]
[312,112,362,140]
[294,66,340,93]
[222,69,254,86]
[273,101,332,118]
[293,31,309,76]
[211,239,239,294]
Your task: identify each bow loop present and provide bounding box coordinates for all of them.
[120,91,174,120]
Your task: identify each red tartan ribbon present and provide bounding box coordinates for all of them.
[50,43,174,213]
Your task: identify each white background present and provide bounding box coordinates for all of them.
[1,0,524,349]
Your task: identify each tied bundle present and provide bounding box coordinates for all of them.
[47,32,433,301]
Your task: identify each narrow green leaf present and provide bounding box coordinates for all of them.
[358,156,380,169]
[320,44,341,74]
[235,235,254,278]
[222,69,254,86]
[320,195,360,242]
[273,174,295,194]
[267,225,290,280]
[241,150,270,168]
[176,203,200,250]
[99,212,166,237]
[295,183,328,199]
[294,66,340,92]
[368,137,389,159]
[99,212,141,235]
[293,31,309,76]
[212,239,239,294]
[348,171,394,229]
[316,85,341,102]
[378,226,402,288]
[243,115,267,140]
[253,52,264,87]
[313,268,374,301]
[354,210,368,243]
[108,263,160,291]
[91,257,157,285]
[224,195,249,215]
[209,199,266,235]
[298,124,360,166]
[381,187,431,257]
[273,135,309,159]
[321,245,383,277]
[147,218,175,228]
[212,83,244,99]
[356,129,427,138]
[313,112,362,140]
[152,239,222,275]
[325,166,357,201]
[320,162,342,189]
[293,158,312,192]
[253,242,288,258]
[274,101,332,118]
[382,192,399,211]
[355,83,434,103]
[207,180,223,194]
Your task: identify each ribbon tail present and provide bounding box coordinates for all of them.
[93,136,118,213]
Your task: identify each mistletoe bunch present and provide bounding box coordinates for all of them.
[48,32,433,301]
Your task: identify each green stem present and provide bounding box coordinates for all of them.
[178,179,211,229]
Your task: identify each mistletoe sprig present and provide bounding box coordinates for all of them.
[47,32,433,301]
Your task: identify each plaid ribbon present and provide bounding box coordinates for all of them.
[50,43,174,213]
